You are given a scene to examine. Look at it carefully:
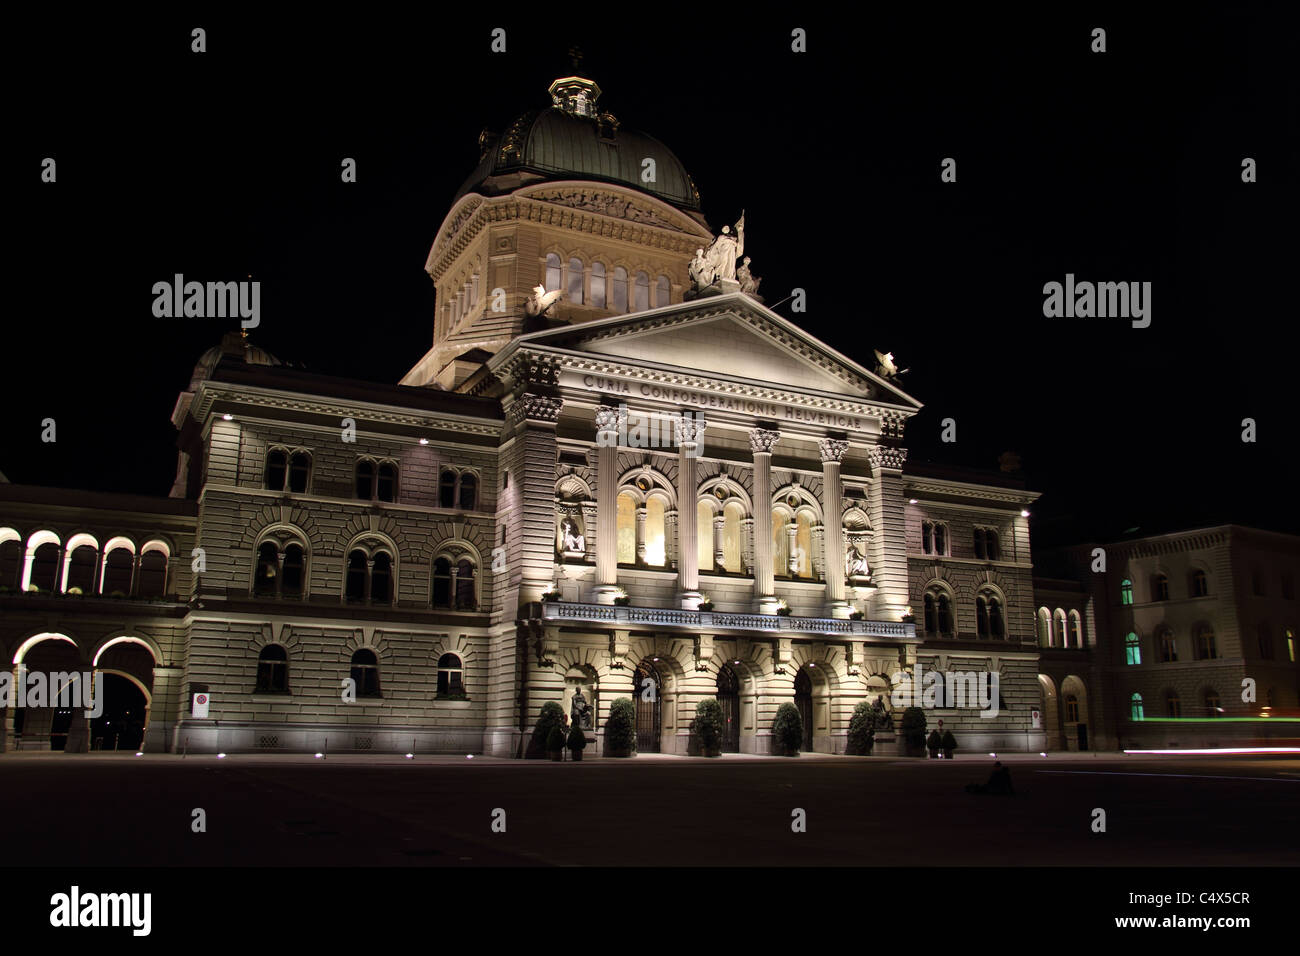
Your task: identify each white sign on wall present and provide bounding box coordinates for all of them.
[192,693,210,719]
[1031,709,1042,729]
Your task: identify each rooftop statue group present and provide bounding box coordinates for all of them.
[688,213,761,296]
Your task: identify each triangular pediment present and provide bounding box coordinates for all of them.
[510,293,921,408]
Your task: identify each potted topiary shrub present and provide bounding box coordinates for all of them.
[605,697,637,757]
[567,721,588,761]
[691,698,725,757]
[775,599,792,617]
[542,587,561,602]
[941,729,957,760]
[901,706,928,757]
[900,605,915,624]
[773,702,803,756]
[846,701,876,755]
[927,729,942,759]
[613,587,631,607]
[547,724,567,761]
[849,610,865,620]
[527,701,566,759]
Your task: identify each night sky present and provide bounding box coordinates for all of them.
[8,7,1296,548]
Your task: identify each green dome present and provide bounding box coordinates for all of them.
[453,76,701,211]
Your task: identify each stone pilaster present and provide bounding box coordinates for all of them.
[674,415,706,608]
[507,392,564,605]
[594,405,623,603]
[867,445,910,620]
[819,438,850,617]
[749,428,780,612]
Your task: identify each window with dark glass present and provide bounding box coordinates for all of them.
[455,559,476,609]
[458,473,477,511]
[288,452,311,493]
[376,463,397,502]
[1204,690,1221,717]
[1153,574,1169,601]
[281,545,304,597]
[371,552,392,605]
[432,558,452,608]
[256,644,288,693]
[439,469,457,508]
[254,542,279,596]
[355,460,374,500]
[1191,569,1208,597]
[265,450,288,490]
[437,653,464,696]
[350,649,381,698]
[976,595,990,638]
[973,528,987,560]
[345,550,367,603]
[1158,629,1177,662]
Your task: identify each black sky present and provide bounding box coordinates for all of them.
[7,6,1297,548]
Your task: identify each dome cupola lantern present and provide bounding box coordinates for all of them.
[548,75,602,118]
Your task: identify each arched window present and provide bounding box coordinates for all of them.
[437,653,465,697]
[655,275,670,308]
[1054,609,1068,647]
[617,493,637,565]
[1152,573,1169,601]
[1195,626,1218,661]
[345,550,367,603]
[350,649,381,698]
[1204,689,1222,717]
[102,546,133,596]
[281,544,304,598]
[455,559,477,609]
[66,543,99,594]
[612,266,628,313]
[1158,628,1177,662]
[458,473,477,511]
[355,460,374,500]
[545,253,562,292]
[371,552,392,605]
[722,500,744,573]
[432,558,452,608]
[1068,610,1083,648]
[921,521,933,555]
[938,594,954,635]
[0,532,22,591]
[924,593,937,635]
[256,645,288,693]
[376,462,397,502]
[265,449,287,490]
[794,512,814,579]
[1037,608,1052,647]
[772,511,790,575]
[568,257,584,305]
[254,543,279,597]
[1065,695,1080,723]
[1287,629,1296,662]
[1130,693,1144,721]
[697,500,715,572]
[138,549,168,597]
[1191,569,1208,597]
[1120,578,1134,605]
[440,469,457,508]
[924,588,953,637]
[973,527,987,559]
[933,522,947,556]
[1164,690,1181,718]
[633,271,650,311]
[590,262,606,308]
[1125,631,1141,665]
[988,595,1005,638]
[976,594,990,638]
[288,452,311,493]
[645,496,666,567]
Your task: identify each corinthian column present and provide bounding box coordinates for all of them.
[594,405,624,604]
[674,414,706,608]
[819,438,850,618]
[749,428,780,613]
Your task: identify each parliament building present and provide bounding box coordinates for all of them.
[0,74,1051,756]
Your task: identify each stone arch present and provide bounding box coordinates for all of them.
[1037,674,1061,750]
[342,629,392,662]
[91,631,164,668]
[430,633,476,667]
[12,630,83,665]
[1060,674,1089,750]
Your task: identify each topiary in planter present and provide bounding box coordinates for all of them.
[605,697,637,757]
[691,698,725,756]
[547,725,567,760]
[567,721,588,760]
[901,706,928,757]
[773,702,803,756]
[927,729,942,758]
[846,701,876,755]
[527,701,566,759]
[941,729,957,759]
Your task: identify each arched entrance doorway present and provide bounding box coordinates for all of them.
[794,668,813,752]
[633,660,662,753]
[90,674,148,751]
[716,664,740,752]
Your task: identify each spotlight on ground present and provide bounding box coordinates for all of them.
[405,753,414,759]
[217,753,226,759]
[314,752,324,759]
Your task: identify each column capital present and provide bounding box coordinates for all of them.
[595,404,625,436]
[867,445,908,472]
[749,428,781,454]
[674,414,706,446]
[818,438,849,463]
[509,393,563,427]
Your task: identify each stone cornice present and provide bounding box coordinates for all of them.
[193,384,500,437]
[905,478,1040,506]
[426,186,708,283]
[868,446,908,472]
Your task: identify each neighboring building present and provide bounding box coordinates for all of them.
[1038,526,1300,751]
[1,73,1045,756]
